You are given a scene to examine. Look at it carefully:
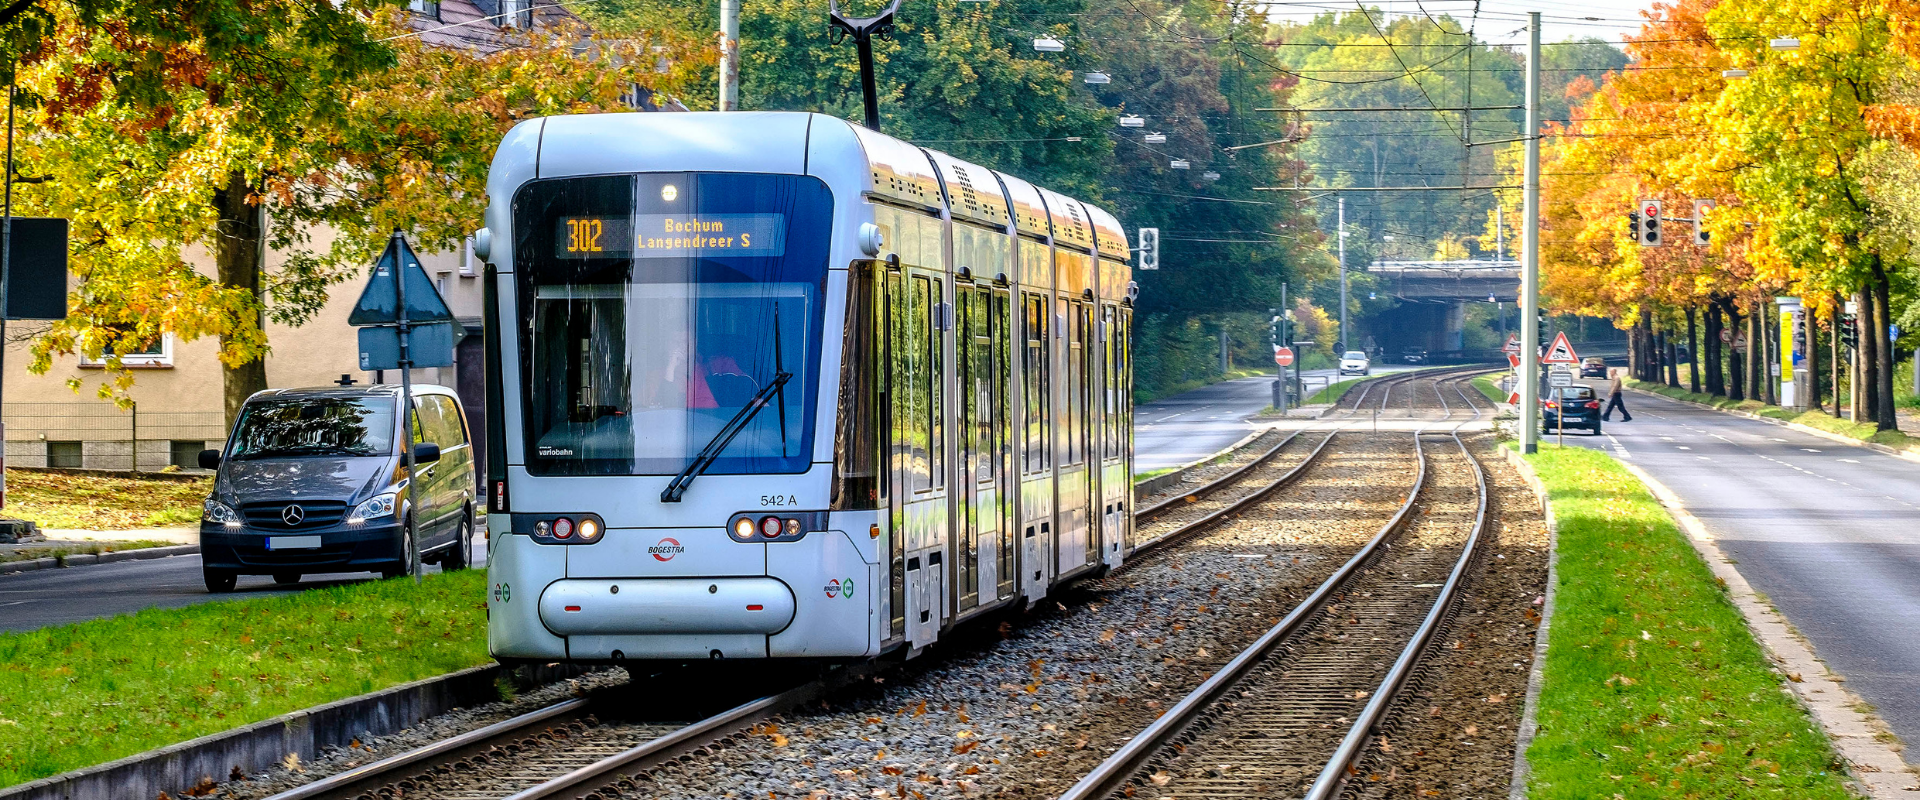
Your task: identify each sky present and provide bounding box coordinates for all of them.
[1260,0,1663,49]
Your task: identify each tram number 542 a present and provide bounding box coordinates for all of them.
[761,494,800,507]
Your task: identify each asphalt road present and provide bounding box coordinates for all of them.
[4,368,1396,633]
[1560,390,1920,749]
[0,549,480,634]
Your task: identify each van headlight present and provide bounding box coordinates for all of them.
[202,499,241,527]
[349,493,398,523]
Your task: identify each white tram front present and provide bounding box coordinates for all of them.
[480,112,1135,664]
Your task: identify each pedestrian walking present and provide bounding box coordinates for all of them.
[1603,367,1632,422]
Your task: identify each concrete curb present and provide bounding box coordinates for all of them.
[1617,460,1917,798]
[1501,446,1561,800]
[1624,385,1920,466]
[0,663,585,800]
[1131,429,1264,500]
[0,544,200,576]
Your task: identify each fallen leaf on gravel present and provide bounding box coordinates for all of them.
[1428,706,1443,717]
[954,741,979,754]
[1195,648,1209,657]
[999,683,1021,691]
[1025,682,1040,693]
[875,749,888,760]
[1214,572,1231,579]
[1198,605,1210,613]
[1378,737,1393,753]
[964,765,981,775]
[1149,771,1173,786]
[1100,629,1116,643]
[1184,495,1198,503]
[772,734,790,747]
[1464,725,1478,736]
[913,700,928,716]
[867,717,883,723]
[1073,737,1090,750]
[1485,694,1507,704]
[1031,749,1052,758]
[883,766,906,776]
[834,769,860,778]
[959,709,970,723]
[1787,673,1803,683]
[1354,690,1370,699]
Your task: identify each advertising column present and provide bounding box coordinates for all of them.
[1776,296,1803,410]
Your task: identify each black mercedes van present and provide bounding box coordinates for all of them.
[197,385,477,592]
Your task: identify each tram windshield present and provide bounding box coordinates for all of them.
[513,173,832,476]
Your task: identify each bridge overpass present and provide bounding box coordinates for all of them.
[1364,260,1519,352]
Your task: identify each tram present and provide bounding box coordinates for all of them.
[478,112,1136,664]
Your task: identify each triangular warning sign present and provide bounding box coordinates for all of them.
[348,234,454,326]
[1542,331,1580,364]
[1501,334,1520,353]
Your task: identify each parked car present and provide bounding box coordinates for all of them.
[1400,347,1429,365]
[197,385,477,592]
[1542,385,1603,435]
[1338,350,1372,376]
[1580,357,1609,378]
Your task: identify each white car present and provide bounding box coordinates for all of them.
[1338,350,1371,376]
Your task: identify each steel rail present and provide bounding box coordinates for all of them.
[1055,433,1432,800]
[1302,431,1490,799]
[1125,428,1341,560]
[258,698,593,800]
[1134,428,1305,522]
[504,677,841,800]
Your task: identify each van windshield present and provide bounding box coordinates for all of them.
[229,398,395,460]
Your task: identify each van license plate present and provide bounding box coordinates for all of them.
[267,536,322,551]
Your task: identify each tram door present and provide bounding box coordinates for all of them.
[1067,300,1098,573]
[955,284,1012,611]
[1018,290,1053,603]
[1099,303,1129,568]
[887,269,946,649]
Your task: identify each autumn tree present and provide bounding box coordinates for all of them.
[5,3,704,421]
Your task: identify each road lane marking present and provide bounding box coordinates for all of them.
[1801,448,1822,453]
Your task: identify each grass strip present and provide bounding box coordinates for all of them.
[1471,374,1508,405]
[1626,378,1920,454]
[0,539,176,564]
[0,569,489,787]
[1519,444,1854,799]
[2,470,209,529]
[1306,377,1363,405]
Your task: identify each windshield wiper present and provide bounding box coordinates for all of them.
[660,370,793,503]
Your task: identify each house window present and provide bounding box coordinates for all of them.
[170,440,206,468]
[47,441,82,469]
[409,0,440,19]
[80,334,173,368]
[502,0,533,28]
[461,236,477,276]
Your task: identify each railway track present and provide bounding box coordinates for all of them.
[1055,429,1491,800]
[257,371,1497,800]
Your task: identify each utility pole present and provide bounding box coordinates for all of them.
[1495,201,1505,262]
[1521,12,1542,453]
[1338,195,1348,353]
[718,0,740,111]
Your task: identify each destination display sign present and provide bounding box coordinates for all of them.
[555,213,787,259]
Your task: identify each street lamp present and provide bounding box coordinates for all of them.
[1722,68,1749,79]
[1033,37,1065,52]
[1144,131,1166,144]
[1170,159,1190,170]
[1201,171,1220,181]
[1083,71,1111,84]
[1118,115,1145,128]
[1769,37,1800,51]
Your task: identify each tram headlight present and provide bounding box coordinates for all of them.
[733,516,757,541]
[577,518,602,542]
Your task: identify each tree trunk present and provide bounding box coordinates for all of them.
[1745,303,1761,402]
[1638,308,1656,381]
[214,170,269,428]
[1726,302,1745,402]
[1832,296,1844,417]
[1686,306,1700,394]
[1706,301,1724,396]
[1665,331,1679,387]
[1858,288,1879,424]
[1806,307,1821,414]
[1871,262,1898,431]
[1761,306,1777,406]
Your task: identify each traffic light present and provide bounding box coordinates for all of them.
[1691,199,1715,246]
[1840,312,1858,350]
[1269,308,1284,346]
[1638,199,1663,247]
[1628,210,1640,240]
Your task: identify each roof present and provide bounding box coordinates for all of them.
[406,0,587,56]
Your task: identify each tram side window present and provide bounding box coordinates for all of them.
[832,262,881,510]
[1021,292,1050,474]
[926,276,943,491]
[897,275,935,494]
[1103,305,1120,459]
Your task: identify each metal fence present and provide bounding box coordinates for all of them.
[4,401,228,473]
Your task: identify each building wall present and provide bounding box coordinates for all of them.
[2,229,486,472]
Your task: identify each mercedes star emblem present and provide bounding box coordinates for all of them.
[281,504,306,526]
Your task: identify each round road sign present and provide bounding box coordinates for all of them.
[1273,346,1295,367]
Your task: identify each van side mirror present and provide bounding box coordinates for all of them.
[413,443,441,464]
[198,449,222,470]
